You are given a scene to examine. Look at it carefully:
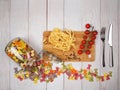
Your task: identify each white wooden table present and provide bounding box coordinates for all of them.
[0,0,120,90]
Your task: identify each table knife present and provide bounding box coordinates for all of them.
[108,24,113,67]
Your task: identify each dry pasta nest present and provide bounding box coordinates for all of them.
[44,28,76,52]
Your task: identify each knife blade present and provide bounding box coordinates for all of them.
[108,24,113,67]
[108,24,113,46]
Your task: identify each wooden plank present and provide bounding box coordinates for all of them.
[28,0,47,89]
[47,0,64,90]
[0,0,10,90]
[29,0,47,52]
[118,0,120,90]
[64,0,82,90]
[100,0,119,90]
[80,0,100,90]
[10,0,30,90]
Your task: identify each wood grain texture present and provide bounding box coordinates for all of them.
[0,0,10,90]
[79,0,101,90]
[47,0,64,90]
[0,0,119,90]
[29,0,46,52]
[28,0,47,89]
[100,0,119,90]
[117,0,120,90]
[64,0,82,90]
[10,0,29,90]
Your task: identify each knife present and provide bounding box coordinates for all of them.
[108,24,113,67]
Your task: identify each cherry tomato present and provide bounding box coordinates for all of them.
[85,23,91,29]
[83,35,88,39]
[85,30,90,35]
[79,45,85,49]
[92,31,98,35]
[85,50,91,55]
[81,40,86,44]
[87,45,92,49]
[89,41,94,45]
[91,36,96,40]
[78,50,83,55]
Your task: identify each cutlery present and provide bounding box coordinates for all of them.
[100,27,106,67]
[108,24,113,67]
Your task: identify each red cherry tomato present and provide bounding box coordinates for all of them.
[92,31,98,35]
[85,23,91,29]
[79,45,85,49]
[91,36,96,40]
[81,40,86,44]
[83,35,88,39]
[85,30,90,35]
[87,45,92,49]
[85,50,91,55]
[89,41,94,45]
[78,50,83,55]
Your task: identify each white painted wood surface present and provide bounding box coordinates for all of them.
[0,0,10,90]
[64,0,82,90]
[118,0,120,90]
[0,0,119,90]
[47,0,64,90]
[100,0,119,90]
[80,0,100,90]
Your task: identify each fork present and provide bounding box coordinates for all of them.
[100,27,106,67]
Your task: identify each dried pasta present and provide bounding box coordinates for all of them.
[48,28,75,51]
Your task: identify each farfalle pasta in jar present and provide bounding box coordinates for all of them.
[5,38,39,68]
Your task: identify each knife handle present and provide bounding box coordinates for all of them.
[109,46,114,67]
[103,41,105,67]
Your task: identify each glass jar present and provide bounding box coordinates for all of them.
[5,37,39,68]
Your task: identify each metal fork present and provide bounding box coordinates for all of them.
[100,27,106,67]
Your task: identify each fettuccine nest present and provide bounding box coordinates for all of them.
[48,28,76,52]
